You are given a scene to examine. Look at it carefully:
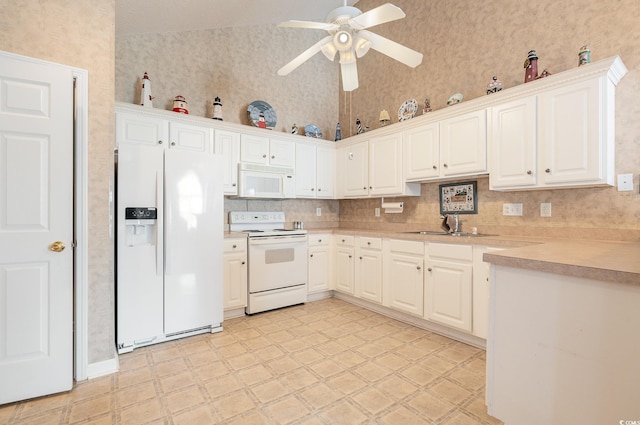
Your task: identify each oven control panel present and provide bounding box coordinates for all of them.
[229,211,286,224]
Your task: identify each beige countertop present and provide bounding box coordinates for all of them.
[225,228,640,285]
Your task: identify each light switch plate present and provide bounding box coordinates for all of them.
[375,208,380,217]
[617,173,633,191]
[316,207,322,217]
[503,203,523,216]
[540,203,552,217]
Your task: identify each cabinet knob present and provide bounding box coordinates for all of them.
[527,170,533,175]
[262,154,267,158]
[271,155,275,159]
[310,254,314,258]
[432,165,437,170]
[158,140,163,145]
[171,141,176,146]
[545,168,551,173]
[241,261,246,265]
[443,163,448,168]
[427,267,433,272]
[232,244,237,248]
[232,183,237,187]
[417,266,421,270]
[369,186,372,189]
[486,277,489,282]
[359,256,363,260]
[363,186,367,190]
[342,239,346,243]
[318,239,322,243]
[367,241,371,245]
[311,188,314,191]
[318,188,321,192]
[348,255,352,258]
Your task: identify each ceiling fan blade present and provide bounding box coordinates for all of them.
[278,20,338,31]
[278,36,333,76]
[348,3,406,30]
[359,30,423,68]
[340,57,359,91]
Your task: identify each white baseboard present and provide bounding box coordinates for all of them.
[85,356,119,380]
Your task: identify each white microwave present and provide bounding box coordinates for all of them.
[237,163,296,198]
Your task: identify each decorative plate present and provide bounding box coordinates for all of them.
[398,99,418,121]
[304,124,323,139]
[247,100,277,128]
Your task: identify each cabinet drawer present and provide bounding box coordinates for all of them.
[388,239,425,255]
[428,242,472,262]
[335,235,355,246]
[357,236,382,250]
[223,238,247,254]
[308,234,330,246]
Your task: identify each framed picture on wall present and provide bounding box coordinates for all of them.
[439,181,477,214]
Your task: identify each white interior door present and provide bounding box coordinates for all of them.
[0,52,74,404]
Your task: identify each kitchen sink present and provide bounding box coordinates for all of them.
[404,231,495,237]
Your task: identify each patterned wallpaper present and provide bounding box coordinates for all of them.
[0,0,116,363]
[338,0,640,237]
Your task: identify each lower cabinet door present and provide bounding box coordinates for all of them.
[308,246,330,293]
[425,259,472,331]
[335,247,354,294]
[223,252,247,310]
[387,253,424,316]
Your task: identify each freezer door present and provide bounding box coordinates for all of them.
[116,144,165,346]
[164,149,224,334]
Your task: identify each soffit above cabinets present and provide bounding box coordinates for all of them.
[116,0,359,35]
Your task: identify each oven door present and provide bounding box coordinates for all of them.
[248,235,308,293]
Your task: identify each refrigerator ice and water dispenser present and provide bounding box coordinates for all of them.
[124,207,157,246]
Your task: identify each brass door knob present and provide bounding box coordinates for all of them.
[49,241,66,252]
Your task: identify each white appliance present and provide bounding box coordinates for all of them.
[116,144,224,354]
[237,163,296,199]
[229,212,308,314]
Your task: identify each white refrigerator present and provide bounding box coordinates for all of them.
[116,144,223,354]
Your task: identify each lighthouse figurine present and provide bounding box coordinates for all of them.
[140,72,154,108]
[212,96,223,121]
[523,50,539,83]
[172,95,189,114]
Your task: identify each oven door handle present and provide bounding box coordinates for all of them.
[249,235,308,245]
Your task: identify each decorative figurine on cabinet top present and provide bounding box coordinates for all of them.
[291,123,298,135]
[486,75,503,95]
[356,118,364,135]
[578,45,591,66]
[335,123,341,141]
[423,98,432,114]
[212,96,223,120]
[446,93,463,106]
[524,50,539,83]
[379,109,390,127]
[538,69,552,79]
[172,95,189,114]
[140,72,154,108]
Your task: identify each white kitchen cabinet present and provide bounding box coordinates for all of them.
[355,237,383,304]
[489,96,538,189]
[116,110,213,153]
[472,245,503,339]
[338,141,369,197]
[338,137,420,198]
[403,122,440,181]
[490,57,627,191]
[214,129,240,195]
[295,143,335,198]
[308,234,332,294]
[222,238,247,311]
[440,109,487,177]
[240,133,295,167]
[383,239,425,316]
[334,235,355,295]
[425,243,473,332]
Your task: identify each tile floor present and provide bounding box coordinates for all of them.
[0,298,503,425]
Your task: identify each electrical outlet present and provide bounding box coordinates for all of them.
[316,207,322,217]
[617,173,633,191]
[503,203,523,216]
[375,208,380,217]
[540,203,552,217]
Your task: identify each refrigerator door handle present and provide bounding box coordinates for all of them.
[156,170,162,277]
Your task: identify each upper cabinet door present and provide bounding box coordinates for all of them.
[316,146,335,198]
[168,121,213,152]
[214,129,240,195]
[269,138,295,168]
[489,96,537,189]
[240,134,269,165]
[116,111,168,148]
[341,141,369,197]
[294,143,317,197]
[440,109,487,177]
[369,133,403,196]
[403,123,440,181]
[539,78,606,186]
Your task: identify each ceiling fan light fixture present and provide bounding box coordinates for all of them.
[354,36,371,58]
[339,49,356,64]
[333,30,353,51]
[320,42,337,61]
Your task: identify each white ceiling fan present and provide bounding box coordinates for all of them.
[277,1,424,91]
